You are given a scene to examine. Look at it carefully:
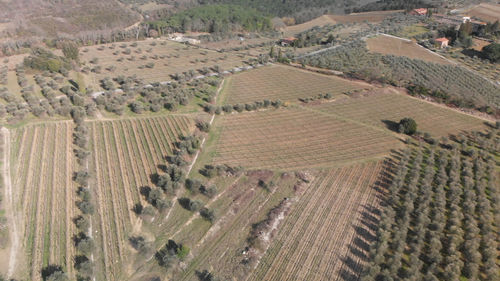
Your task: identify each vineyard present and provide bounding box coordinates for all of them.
[210,107,399,170]
[221,64,368,105]
[362,131,500,281]
[312,89,487,137]
[249,160,387,281]
[173,169,301,281]
[8,122,77,280]
[366,35,450,64]
[87,115,194,280]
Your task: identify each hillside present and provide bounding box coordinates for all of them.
[0,0,140,39]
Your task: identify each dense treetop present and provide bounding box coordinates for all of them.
[154,4,272,33]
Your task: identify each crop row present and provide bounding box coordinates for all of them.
[312,90,486,137]
[9,123,76,280]
[212,107,398,169]
[224,65,365,104]
[88,115,194,280]
[249,161,384,281]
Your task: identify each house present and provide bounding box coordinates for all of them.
[410,8,428,16]
[280,37,297,47]
[435,37,449,48]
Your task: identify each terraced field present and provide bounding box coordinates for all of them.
[9,122,77,280]
[88,115,195,280]
[222,65,369,105]
[312,89,487,137]
[210,107,399,170]
[249,160,387,281]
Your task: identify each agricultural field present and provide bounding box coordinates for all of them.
[363,137,500,281]
[169,168,302,281]
[282,10,401,35]
[445,50,500,83]
[221,64,369,105]
[79,39,252,87]
[366,35,451,64]
[209,106,400,170]
[328,10,403,23]
[465,3,500,23]
[312,89,488,137]
[8,122,77,281]
[87,115,195,280]
[250,160,386,281]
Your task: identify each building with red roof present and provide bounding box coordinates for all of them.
[435,37,449,48]
[410,8,428,16]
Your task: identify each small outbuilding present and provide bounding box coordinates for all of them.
[410,8,428,16]
[280,37,297,47]
[435,37,449,48]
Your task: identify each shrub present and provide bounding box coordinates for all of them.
[200,207,215,222]
[398,118,417,135]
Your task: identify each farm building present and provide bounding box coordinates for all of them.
[410,8,428,16]
[432,14,487,31]
[280,37,298,46]
[435,37,449,48]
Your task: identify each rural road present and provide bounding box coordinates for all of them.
[145,79,226,265]
[1,127,18,278]
[163,78,225,223]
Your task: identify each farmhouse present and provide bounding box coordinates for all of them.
[280,37,297,47]
[410,8,428,16]
[435,37,449,48]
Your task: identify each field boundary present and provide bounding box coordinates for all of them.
[2,127,18,278]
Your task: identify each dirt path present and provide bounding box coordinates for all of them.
[163,79,225,225]
[2,127,18,278]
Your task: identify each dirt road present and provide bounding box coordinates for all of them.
[1,127,18,278]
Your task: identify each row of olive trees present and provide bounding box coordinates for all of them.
[362,140,499,281]
[70,107,95,281]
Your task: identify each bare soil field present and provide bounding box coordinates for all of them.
[210,107,399,170]
[221,64,369,104]
[87,115,195,280]
[80,40,251,86]
[312,88,487,137]
[249,160,387,281]
[283,10,401,35]
[466,3,500,23]
[472,38,491,51]
[8,122,77,280]
[366,35,451,64]
[328,10,403,23]
[282,15,337,35]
